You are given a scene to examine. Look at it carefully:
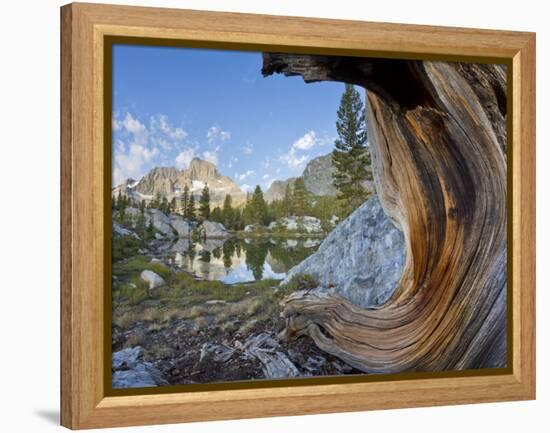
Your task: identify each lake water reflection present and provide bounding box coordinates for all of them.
[155,237,322,284]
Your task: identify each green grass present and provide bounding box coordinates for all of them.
[112,245,290,333]
[279,273,318,295]
[113,256,171,280]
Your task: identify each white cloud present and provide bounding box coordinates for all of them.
[279,130,329,169]
[122,112,146,136]
[203,149,219,165]
[175,147,197,170]
[238,170,255,181]
[112,113,155,185]
[207,125,231,144]
[240,183,253,193]
[113,112,190,185]
[148,114,188,151]
[292,131,317,150]
[317,135,335,147]
[113,142,159,185]
[151,114,187,141]
[115,139,126,153]
[226,156,238,169]
[112,115,122,131]
[280,147,308,168]
[262,173,270,180]
[241,143,253,155]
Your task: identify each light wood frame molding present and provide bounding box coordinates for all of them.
[60,2,535,429]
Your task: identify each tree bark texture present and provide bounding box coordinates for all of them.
[262,53,507,373]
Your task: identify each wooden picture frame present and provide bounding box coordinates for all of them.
[60,2,536,429]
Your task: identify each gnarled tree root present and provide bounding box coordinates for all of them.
[264,54,508,373]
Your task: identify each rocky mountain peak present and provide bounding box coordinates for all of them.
[115,158,247,208]
[134,166,179,197]
[265,153,338,202]
[183,158,219,181]
[302,154,338,196]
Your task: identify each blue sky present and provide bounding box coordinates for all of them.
[112,45,364,191]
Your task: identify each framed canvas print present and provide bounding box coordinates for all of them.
[60,2,536,429]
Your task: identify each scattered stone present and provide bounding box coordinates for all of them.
[303,238,321,248]
[199,342,235,363]
[244,333,300,379]
[140,270,165,291]
[268,216,323,233]
[303,355,327,372]
[195,221,231,239]
[113,222,139,238]
[112,347,167,388]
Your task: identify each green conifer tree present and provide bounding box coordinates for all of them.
[160,196,169,214]
[332,83,373,214]
[250,185,268,225]
[282,183,293,217]
[199,184,211,221]
[187,194,196,221]
[211,206,222,223]
[292,178,310,217]
[181,185,190,217]
[222,194,234,228]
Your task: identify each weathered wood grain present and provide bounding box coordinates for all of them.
[264,53,508,373]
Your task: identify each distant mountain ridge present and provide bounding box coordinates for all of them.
[113,152,365,208]
[264,153,338,202]
[113,158,246,208]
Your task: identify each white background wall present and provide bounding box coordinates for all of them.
[0,0,546,431]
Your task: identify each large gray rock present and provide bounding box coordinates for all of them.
[112,346,142,369]
[122,207,141,221]
[197,220,231,238]
[140,270,165,291]
[112,347,167,388]
[169,215,192,237]
[112,222,139,239]
[124,207,175,238]
[283,197,405,307]
[147,209,174,237]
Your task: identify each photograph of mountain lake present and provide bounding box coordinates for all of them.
[111,46,509,388]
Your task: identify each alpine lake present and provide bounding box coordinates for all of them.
[151,235,323,284]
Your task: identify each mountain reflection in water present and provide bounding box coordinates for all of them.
[156,237,322,284]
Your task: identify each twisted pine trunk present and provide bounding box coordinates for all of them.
[262,54,508,373]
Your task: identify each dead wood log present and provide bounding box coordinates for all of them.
[263,53,507,373]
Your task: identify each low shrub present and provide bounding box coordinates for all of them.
[279,273,318,294]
